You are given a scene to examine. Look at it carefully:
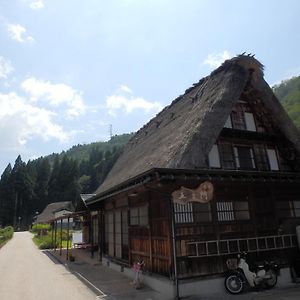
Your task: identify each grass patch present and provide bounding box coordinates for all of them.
[31,223,51,233]
[33,229,72,249]
[0,226,14,248]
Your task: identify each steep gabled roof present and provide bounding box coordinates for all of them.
[36,201,74,223]
[95,55,300,196]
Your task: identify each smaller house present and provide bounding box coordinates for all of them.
[36,201,75,229]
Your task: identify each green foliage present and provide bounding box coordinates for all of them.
[33,229,72,249]
[273,76,300,128]
[0,134,132,229]
[33,234,57,249]
[0,164,13,226]
[0,226,14,247]
[31,223,51,233]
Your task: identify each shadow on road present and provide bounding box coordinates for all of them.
[42,250,62,265]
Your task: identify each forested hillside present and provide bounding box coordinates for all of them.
[0,134,132,229]
[273,76,300,127]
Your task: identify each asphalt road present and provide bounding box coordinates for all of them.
[0,231,97,300]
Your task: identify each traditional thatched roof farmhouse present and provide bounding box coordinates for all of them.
[36,201,74,224]
[85,55,300,298]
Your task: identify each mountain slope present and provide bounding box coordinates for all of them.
[0,133,133,228]
[273,76,300,128]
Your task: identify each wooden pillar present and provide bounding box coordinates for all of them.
[98,210,102,262]
[170,196,180,300]
[127,200,132,265]
[66,217,70,260]
[90,212,94,258]
[148,191,153,272]
[51,222,54,249]
[54,221,57,252]
[59,219,63,255]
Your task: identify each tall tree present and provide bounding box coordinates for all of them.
[10,155,35,229]
[34,158,51,213]
[47,155,60,204]
[57,156,80,204]
[0,164,13,226]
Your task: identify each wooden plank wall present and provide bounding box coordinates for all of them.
[129,190,172,276]
[101,181,300,279]
[174,181,300,278]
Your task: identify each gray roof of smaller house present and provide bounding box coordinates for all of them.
[36,201,74,223]
[80,194,95,202]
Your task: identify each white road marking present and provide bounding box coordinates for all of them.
[74,271,108,298]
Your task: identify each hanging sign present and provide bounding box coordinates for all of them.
[172,181,214,205]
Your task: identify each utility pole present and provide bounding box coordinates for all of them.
[109,124,113,139]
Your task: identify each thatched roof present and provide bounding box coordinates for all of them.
[95,55,300,196]
[36,201,74,223]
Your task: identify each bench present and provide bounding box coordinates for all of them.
[73,242,92,249]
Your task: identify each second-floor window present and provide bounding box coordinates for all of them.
[276,201,300,218]
[233,146,256,170]
[174,202,212,223]
[227,102,257,132]
[216,201,250,221]
[209,143,280,171]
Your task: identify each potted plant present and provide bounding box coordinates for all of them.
[69,250,75,262]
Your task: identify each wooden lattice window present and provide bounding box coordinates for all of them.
[234,146,256,170]
[276,201,300,218]
[217,201,250,222]
[230,101,257,131]
[219,142,235,169]
[130,205,148,226]
[194,202,212,222]
[174,203,194,223]
[254,145,269,171]
[231,109,246,130]
[266,148,279,171]
[174,202,212,223]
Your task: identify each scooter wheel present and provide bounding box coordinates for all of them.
[225,274,244,294]
[264,270,277,289]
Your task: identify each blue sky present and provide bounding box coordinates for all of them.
[0,0,300,174]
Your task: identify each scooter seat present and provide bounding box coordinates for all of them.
[257,265,265,270]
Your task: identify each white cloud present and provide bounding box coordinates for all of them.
[7,23,34,43]
[0,92,70,149]
[203,50,233,68]
[21,77,86,118]
[106,85,163,117]
[29,0,44,10]
[0,56,14,79]
[120,84,132,94]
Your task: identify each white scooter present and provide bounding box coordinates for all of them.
[224,252,279,294]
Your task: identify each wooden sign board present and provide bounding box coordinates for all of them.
[172,181,214,205]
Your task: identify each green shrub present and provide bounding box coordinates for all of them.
[0,226,14,247]
[33,229,72,249]
[33,234,58,249]
[31,223,51,233]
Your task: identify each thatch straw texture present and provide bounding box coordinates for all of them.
[95,55,300,195]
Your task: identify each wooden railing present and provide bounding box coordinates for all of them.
[186,234,297,258]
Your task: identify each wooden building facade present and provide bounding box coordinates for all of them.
[86,55,300,281]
